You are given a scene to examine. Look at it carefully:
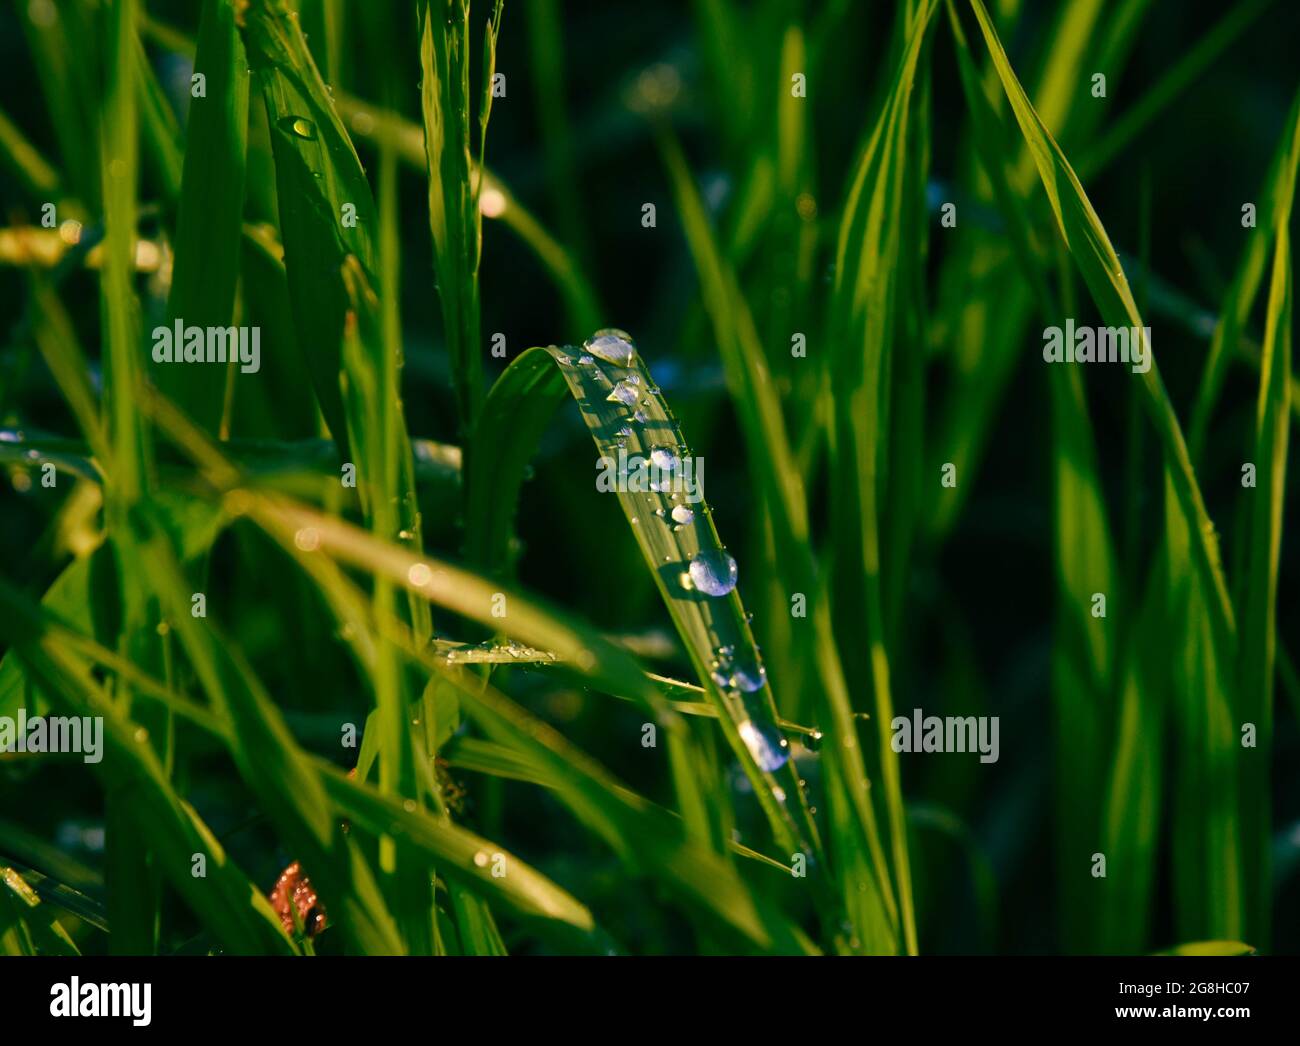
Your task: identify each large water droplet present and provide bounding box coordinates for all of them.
[607,380,639,406]
[688,548,737,596]
[584,327,637,365]
[738,720,789,772]
[671,504,694,526]
[280,115,318,140]
[649,446,677,471]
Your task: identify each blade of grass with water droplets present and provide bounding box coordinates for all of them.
[470,341,817,867]
[240,0,379,455]
[657,124,901,950]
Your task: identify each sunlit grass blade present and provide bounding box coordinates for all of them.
[469,343,813,864]
[965,0,1236,661]
[1237,142,1295,948]
[1,867,80,955]
[826,0,940,955]
[419,0,500,441]
[657,122,901,950]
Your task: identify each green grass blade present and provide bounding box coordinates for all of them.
[1237,145,1295,948]
[161,0,250,433]
[419,0,489,441]
[240,0,379,455]
[966,0,1236,660]
[0,581,296,955]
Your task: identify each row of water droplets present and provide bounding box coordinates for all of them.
[564,329,791,776]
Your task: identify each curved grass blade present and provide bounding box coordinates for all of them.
[965,0,1236,658]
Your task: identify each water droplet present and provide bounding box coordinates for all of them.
[633,409,649,423]
[473,851,489,868]
[281,115,318,140]
[805,729,824,752]
[583,328,637,365]
[578,353,595,365]
[607,380,639,406]
[737,720,788,772]
[729,660,766,692]
[649,446,677,471]
[403,798,417,813]
[555,353,572,365]
[688,548,737,596]
[671,505,694,526]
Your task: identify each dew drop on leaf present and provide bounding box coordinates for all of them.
[737,720,788,772]
[583,327,637,365]
[688,548,737,596]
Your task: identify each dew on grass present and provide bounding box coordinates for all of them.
[281,115,318,140]
[688,548,737,596]
[738,719,789,772]
[729,659,766,693]
[649,445,677,471]
[583,328,637,366]
[607,380,639,406]
[670,504,694,526]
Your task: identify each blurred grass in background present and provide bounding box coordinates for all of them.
[0,0,1297,955]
